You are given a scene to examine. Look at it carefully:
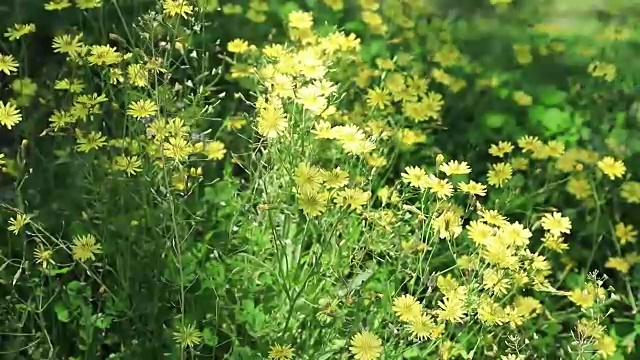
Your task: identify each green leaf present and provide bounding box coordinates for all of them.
[629,137,640,153]
[360,40,387,62]
[530,106,571,134]
[607,353,625,360]
[45,266,73,276]
[202,328,218,346]
[66,280,84,293]
[483,112,509,128]
[277,2,300,20]
[565,273,585,289]
[345,21,366,34]
[538,87,567,106]
[544,321,562,335]
[509,174,526,188]
[93,314,112,329]
[403,347,420,358]
[55,302,71,323]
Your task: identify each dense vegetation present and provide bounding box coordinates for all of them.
[1,0,640,359]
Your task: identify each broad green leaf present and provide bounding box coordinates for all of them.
[544,321,562,335]
[55,303,71,323]
[403,347,420,358]
[360,39,387,62]
[345,21,366,34]
[277,2,301,20]
[539,87,568,106]
[483,112,509,128]
[202,328,218,346]
[93,314,112,329]
[530,106,571,134]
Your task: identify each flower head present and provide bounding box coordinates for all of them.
[349,330,383,360]
[392,294,422,323]
[597,156,626,180]
[540,212,572,236]
[71,234,102,262]
[8,213,31,234]
[0,101,22,129]
[127,99,158,119]
[0,53,18,75]
[163,0,193,18]
[268,344,294,360]
[439,160,471,176]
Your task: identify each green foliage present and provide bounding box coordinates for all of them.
[1,0,640,359]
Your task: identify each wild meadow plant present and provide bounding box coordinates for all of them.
[0,0,639,359]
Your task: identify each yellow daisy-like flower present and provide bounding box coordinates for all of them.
[401,166,430,190]
[568,286,596,309]
[127,99,158,119]
[0,53,19,75]
[75,0,102,10]
[205,141,226,160]
[511,156,529,170]
[428,178,454,199]
[488,141,514,158]
[458,180,487,196]
[75,130,107,153]
[487,162,512,188]
[542,232,568,253]
[439,160,471,176]
[297,190,329,217]
[4,23,36,41]
[51,34,84,55]
[540,212,572,236]
[86,45,122,66]
[288,10,314,29]
[113,155,142,176]
[596,335,617,358]
[605,257,631,274]
[268,344,294,360]
[621,181,640,203]
[478,209,508,227]
[71,234,102,262]
[294,162,323,193]
[392,294,422,323]
[8,213,31,235]
[366,86,390,110]
[45,0,73,11]
[126,63,148,87]
[566,176,591,200]
[172,323,202,348]
[256,102,288,139]
[517,135,543,153]
[349,330,383,360]
[334,187,371,210]
[615,223,637,245]
[0,101,22,129]
[588,61,616,82]
[323,167,349,189]
[436,295,466,323]
[34,246,55,269]
[597,156,626,180]
[163,137,192,161]
[406,313,437,340]
[163,0,193,18]
[227,39,250,54]
[500,355,525,360]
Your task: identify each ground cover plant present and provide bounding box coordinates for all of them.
[1,0,640,359]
